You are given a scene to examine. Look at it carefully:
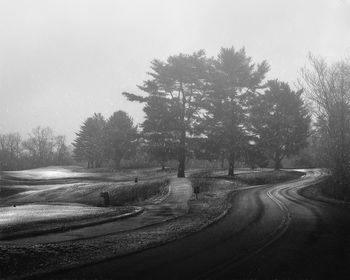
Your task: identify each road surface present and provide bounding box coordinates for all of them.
[46,169,350,279]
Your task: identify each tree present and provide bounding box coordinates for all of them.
[123,50,210,177]
[300,55,350,196]
[54,135,71,165]
[141,95,177,170]
[104,111,138,169]
[251,80,310,170]
[23,126,55,167]
[203,47,269,176]
[73,113,106,168]
[0,133,22,170]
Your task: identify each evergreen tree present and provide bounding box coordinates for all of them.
[104,111,138,169]
[73,113,105,168]
[142,95,177,170]
[251,80,311,169]
[123,50,210,177]
[203,47,269,176]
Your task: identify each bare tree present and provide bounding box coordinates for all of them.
[23,126,55,167]
[0,133,22,170]
[300,54,350,197]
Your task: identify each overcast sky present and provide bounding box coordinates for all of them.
[1,0,350,144]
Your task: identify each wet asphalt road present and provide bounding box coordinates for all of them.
[45,170,350,279]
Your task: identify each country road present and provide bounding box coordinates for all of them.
[46,169,350,279]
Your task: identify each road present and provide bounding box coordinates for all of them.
[44,169,350,279]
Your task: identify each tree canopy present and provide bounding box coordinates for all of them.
[73,113,105,168]
[123,50,211,177]
[251,80,310,169]
[202,47,269,176]
[104,111,138,169]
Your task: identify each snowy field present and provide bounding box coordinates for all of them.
[0,166,169,238]
[0,203,112,227]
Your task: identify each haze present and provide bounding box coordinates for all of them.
[1,0,349,143]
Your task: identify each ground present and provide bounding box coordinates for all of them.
[0,166,315,279]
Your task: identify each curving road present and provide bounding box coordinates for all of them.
[45,169,350,279]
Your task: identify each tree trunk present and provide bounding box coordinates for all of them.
[221,152,225,169]
[228,150,234,177]
[114,157,121,170]
[274,151,282,170]
[274,160,281,170]
[177,129,186,178]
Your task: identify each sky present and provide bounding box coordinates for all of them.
[1,0,350,144]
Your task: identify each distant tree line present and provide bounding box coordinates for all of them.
[0,126,72,171]
[74,46,310,177]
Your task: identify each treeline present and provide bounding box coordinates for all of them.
[0,126,72,171]
[74,46,311,177]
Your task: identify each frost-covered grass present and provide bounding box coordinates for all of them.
[300,176,350,202]
[0,166,170,239]
[0,203,138,240]
[1,166,171,207]
[0,165,170,185]
[3,179,169,207]
[0,204,108,227]
[189,169,303,189]
[235,170,303,185]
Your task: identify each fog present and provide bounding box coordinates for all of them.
[1,0,349,143]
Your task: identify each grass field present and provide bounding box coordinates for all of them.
[1,166,171,206]
[0,166,170,239]
[235,170,304,185]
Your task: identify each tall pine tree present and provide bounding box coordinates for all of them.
[73,113,105,168]
[251,80,310,169]
[203,47,269,176]
[123,50,210,177]
[104,111,138,169]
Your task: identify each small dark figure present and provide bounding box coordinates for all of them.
[100,191,110,207]
[13,204,16,207]
[194,185,200,200]
[134,177,138,183]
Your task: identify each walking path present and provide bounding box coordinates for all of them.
[1,178,192,245]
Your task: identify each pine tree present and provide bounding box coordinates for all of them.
[142,95,177,170]
[73,113,105,168]
[251,80,311,169]
[123,50,210,177]
[203,47,269,176]
[104,111,138,169]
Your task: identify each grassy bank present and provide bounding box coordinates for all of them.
[235,170,304,185]
[3,179,170,207]
[0,205,141,240]
[300,176,350,202]
[191,169,304,186]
